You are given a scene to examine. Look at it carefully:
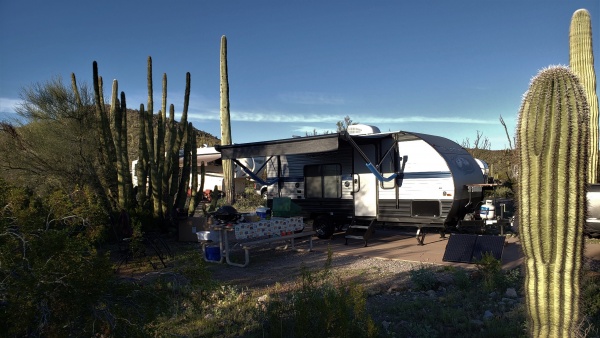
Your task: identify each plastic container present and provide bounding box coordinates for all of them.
[196,231,220,242]
[256,207,270,220]
[480,200,496,220]
[205,246,221,261]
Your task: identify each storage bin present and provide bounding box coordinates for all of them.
[196,231,220,242]
[256,207,270,219]
[205,246,221,261]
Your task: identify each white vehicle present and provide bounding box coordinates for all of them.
[216,125,490,242]
[132,146,265,196]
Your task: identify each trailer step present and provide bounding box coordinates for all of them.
[344,219,376,247]
[349,225,370,230]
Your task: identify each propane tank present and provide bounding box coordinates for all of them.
[480,200,496,220]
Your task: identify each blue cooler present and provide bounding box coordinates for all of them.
[205,246,221,261]
[256,207,270,219]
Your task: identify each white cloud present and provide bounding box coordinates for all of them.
[0,97,21,114]
[189,109,490,125]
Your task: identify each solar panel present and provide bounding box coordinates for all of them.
[442,234,505,263]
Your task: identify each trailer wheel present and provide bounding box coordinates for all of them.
[313,216,335,239]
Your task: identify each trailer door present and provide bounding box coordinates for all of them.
[354,144,377,217]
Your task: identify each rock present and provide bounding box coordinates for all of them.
[436,273,454,285]
[483,310,494,320]
[426,290,437,298]
[387,283,402,293]
[505,288,518,298]
[382,320,391,330]
[470,319,484,326]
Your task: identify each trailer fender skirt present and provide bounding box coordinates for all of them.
[365,163,397,182]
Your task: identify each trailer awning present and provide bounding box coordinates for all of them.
[216,131,419,159]
[216,134,340,159]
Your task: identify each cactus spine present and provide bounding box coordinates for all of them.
[220,35,235,205]
[517,66,589,337]
[570,8,599,184]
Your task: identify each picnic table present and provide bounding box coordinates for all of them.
[202,216,315,267]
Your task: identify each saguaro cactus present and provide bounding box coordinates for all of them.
[517,66,589,337]
[220,35,235,205]
[570,8,599,184]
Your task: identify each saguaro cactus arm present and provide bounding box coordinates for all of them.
[570,8,599,184]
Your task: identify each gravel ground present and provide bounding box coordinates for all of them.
[205,244,436,294]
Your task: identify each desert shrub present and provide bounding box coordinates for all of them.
[475,252,504,291]
[254,250,377,337]
[0,184,117,336]
[410,265,439,291]
[581,271,600,334]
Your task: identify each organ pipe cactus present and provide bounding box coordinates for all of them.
[92,61,118,208]
[516,66,589,337]
[146,57,164,219]
[220,35,235,204]
[92,57,203,221]
[141,57,194,220]
[137,103,149,206]
[188,128,202,216]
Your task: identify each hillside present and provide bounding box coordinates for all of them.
[124,109,221,161]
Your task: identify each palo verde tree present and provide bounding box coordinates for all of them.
[0,76,105,200]
[336,115,358,132]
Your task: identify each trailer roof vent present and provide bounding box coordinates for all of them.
[347,124,381,135]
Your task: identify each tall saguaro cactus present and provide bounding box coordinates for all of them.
[570,8,598,183]
[220,35,235,205]
[517,66,589,337]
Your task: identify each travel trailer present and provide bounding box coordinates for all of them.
[131,146,265,196]
[216,125,490,243]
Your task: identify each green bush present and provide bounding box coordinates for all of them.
[410,265,439,291]
[0,183,116,336]
[475,252,504,291]
[257,261,378,337]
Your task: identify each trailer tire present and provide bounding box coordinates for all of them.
[313,216,335,239]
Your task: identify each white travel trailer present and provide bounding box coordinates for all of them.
[216,126,489,244]
[132,146,265,196]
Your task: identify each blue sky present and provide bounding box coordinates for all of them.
[1,1,598,150]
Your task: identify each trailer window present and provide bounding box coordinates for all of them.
[305,164,342,198]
